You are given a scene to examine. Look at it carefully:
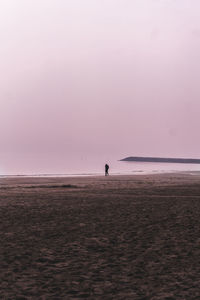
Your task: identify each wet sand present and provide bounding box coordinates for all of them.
[1,173,200,299]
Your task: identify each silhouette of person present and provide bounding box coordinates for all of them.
[105,164,109,176]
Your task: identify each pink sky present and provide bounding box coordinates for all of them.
[1,0,200,173]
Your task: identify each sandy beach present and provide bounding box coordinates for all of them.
[1,173,200,299]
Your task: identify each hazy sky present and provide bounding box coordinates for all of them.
[1,0,200,173]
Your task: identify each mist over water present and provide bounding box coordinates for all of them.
[1,154,200,176]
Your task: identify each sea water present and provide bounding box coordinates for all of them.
[0,154,200,177]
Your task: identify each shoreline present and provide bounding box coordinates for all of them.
[1,169,200,179]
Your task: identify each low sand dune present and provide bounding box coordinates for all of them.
[0,173,200,299]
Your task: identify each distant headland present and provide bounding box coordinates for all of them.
[120,156,200,164]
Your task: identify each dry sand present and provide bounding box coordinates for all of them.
[1,173,200,299]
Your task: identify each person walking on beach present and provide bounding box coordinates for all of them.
[105,164,109,176]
